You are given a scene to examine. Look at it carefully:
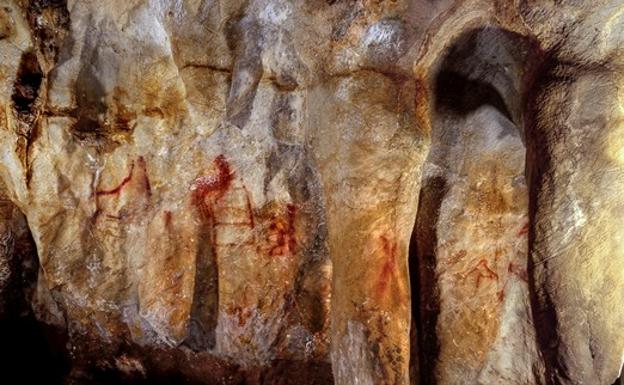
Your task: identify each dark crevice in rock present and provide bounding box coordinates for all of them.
[411,26,542,385]
[289,230,330,336]
[11,50,42,146]
[24,0,70,66]
[265,75,300,92]
[0,202,38,320]
[283,153,331,343]
[181,62,233,74]
[0,317,70,384]
[71,50,118,144]
[523,53,561,385]
[434,70,513,121]
[224,15,264,129]
[11,50,43,118]
[411,175,447,385]
[260,132,331,351]
[433,27,541,130]
[16,0,70,180]
[11,50,43,184]
[245,360,333,385]
[64,343,332,385]
[185,157,229,351]
[69,16,133,150]
[184,222,218,351]
[0,197,70,385]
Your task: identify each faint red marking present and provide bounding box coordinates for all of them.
[92,157,152,223]
[497,289,505,302]
[375,235,398,300]
[164,210,173,230]
[243,186,255,228]
[508,262,528,282]
[191,156,258,256]
[446,249,467,266]
[95,156,151,198]
[214,203,255,227]
[493,247,503,263]
[192,155,234,219]
[517,222,529,237]
[228,305,252,327]
[465,259,499,289]
[96,162,135,196]
[137,156,151,197]
[266,204,297,257]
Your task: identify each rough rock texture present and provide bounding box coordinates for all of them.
[416,27,540,385]
[0,1,624,385]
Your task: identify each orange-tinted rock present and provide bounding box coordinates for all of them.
[0,1,623,385]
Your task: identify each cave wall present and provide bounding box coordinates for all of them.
[0,1,623,384]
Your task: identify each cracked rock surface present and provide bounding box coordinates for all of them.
[1,1,624,384]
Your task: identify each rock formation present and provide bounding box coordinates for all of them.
[0,1,623,384]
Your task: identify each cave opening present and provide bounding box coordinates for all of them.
[408,26,541,385]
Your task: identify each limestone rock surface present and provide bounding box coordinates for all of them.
[1,1,624,385]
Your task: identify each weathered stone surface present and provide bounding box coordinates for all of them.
[412,26,545,385]
[0,180,37,319]
[0,1,624,384]
[528,58,624,385]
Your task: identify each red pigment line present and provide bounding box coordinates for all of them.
[243,186,255,229]
[192,155,234,210]
[467,259,499,289]
[493,247,503,263]
[267,204,298,257]
[229,306,251,327]
[191,155,234,230]
[286,204,296,252]
[508,262,528,282]
[475,259,498,277]
[164,210,173,230]
[517,222,529,237]
[138,156,152,197]
[96,162,135,196]
[268,219,287,256]
[375,235,397,298]
[269,246,285,256]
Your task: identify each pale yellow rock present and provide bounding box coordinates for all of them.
[0,1,624,384]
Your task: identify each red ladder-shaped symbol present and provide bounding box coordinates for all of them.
[211,183,255,248]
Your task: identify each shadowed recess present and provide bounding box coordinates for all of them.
[410,26,539,385]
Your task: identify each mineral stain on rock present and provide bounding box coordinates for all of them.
[265,204,297,257]
[11,50,42,117]
[192,155,235,221]
[186,155,236,351]
[11,50,43,171]
[1,1,624,384]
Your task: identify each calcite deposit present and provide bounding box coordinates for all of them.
[1,1,623,384]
